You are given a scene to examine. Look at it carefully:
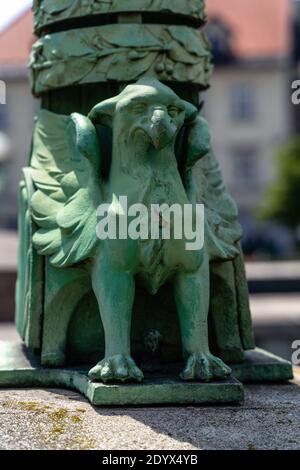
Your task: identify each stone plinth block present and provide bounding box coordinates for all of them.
[0,342,244,405]
[231,348,293,383]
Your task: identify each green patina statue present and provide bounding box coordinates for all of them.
[29,78,233,383]
[0,1,293,405]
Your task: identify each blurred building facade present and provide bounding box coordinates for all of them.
[204,0,294,230]
[0,10,35,229]
[0,1,297,240]
[293,0,300,133]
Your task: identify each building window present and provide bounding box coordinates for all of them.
[230,84,256,122]
[231,147,259,188]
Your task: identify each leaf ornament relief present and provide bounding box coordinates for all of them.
[29,25,212,95]
[33,0,206,32]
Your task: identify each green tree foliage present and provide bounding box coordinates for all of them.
[260,137,300,227]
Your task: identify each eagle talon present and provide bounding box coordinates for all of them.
[180,352,231,382]
[88,354,144,383]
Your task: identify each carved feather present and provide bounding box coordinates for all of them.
[30,109,102,267]
[184,114,243,260]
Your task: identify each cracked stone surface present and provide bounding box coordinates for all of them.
[0,369,299,450]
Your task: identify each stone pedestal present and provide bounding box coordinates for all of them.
[11,0,293,406]
[0,341,293,405]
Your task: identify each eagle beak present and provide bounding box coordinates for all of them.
[149,110,176,150]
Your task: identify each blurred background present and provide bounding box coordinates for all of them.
[0,0,299,362]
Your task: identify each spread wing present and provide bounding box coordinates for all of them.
[30,109,103,268]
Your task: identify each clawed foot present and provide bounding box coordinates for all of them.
[180,352,232,382]
[88,354,144,383]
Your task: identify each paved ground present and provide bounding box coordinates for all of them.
[0,370,299,450]
[0,323,19,341]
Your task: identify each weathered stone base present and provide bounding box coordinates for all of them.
[88,378,245,405]
[0,342,244,405]
[0,342,293,405]
[231,348,294,383]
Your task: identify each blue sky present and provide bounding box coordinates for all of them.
[0,0,32,32]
